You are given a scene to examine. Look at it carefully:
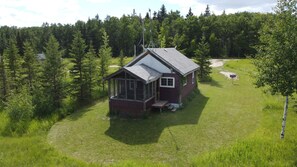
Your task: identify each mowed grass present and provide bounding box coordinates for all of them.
[46,59,286,166]
[0,59,296,166]
[192,60,297,166]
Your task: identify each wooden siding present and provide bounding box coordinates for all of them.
[159,73,180,103]
[109,97,155,117]
[181,71,197,102]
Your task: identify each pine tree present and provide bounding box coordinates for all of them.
[23,41,39,91]
[195,36,211,81]
[204,5,211,17]
[69,31,87,101]
[82,42,97,100]
[254,0,297,139]
[119,50,125,67]
[0,53,8,101]
[5,38,22,91]
[99,29,112,91]
[157,4,167,22]
[43,35,65,108]
[186,7,194,18]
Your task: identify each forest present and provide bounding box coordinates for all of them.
[0,4,275,135]
[0,5,274,58]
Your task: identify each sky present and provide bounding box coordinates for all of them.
[0,0,277,27]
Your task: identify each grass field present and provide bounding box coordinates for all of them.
[0,59,296,166]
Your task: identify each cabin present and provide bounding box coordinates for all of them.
[105,48,199,117]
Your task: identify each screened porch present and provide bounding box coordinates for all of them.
[108,78,157,101]
[106,64,162,102]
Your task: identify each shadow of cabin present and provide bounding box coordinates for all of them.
[104,93,209,145]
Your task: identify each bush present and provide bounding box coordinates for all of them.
[4,88,34,136]
[32,88,54,118]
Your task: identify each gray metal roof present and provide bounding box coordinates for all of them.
[124,64,162,83]
[147,48,199,76]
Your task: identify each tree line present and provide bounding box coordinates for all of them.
[0,29,111,135]
[0,5,273,59]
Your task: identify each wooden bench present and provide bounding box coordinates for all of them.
[152,101,168,112]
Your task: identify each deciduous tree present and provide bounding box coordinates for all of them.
[254,0,297,139]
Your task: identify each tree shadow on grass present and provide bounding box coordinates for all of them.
[66,97,108,121]
[105,93,209,145]
[200,78,222,88]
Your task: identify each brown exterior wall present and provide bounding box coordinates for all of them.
[159,73,180,103]
[181,71,197,102]
[109,97,155,117]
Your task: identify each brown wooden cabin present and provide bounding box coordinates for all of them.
[105,48,199,117]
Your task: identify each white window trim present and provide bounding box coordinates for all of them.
[192,72,195,84]
[160,77,175,88]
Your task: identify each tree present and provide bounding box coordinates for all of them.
[119,50,125,67]
[23,41,39,91]
[70,31,87,101]
[254,0,297,139]
[82,42,98,100]
[157,4,167,22]
[195,36,211,81]
[42,35,65,109]
[98,29,112,91]
[186,7,194,18]
[209,33,220,57]
[5,38,22,91]
[0,53,8,101]
[5,87,34,136]
[204,5,211,17]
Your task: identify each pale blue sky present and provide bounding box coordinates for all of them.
[0,0,276,27]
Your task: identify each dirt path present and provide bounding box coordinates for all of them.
[210,59,238,79]
[210,59,224,67]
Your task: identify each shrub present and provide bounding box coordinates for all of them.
[4,88,34,136]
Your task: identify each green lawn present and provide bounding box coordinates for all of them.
[47,59,297,166]
[0,59,296,166]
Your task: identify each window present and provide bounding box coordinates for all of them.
[192,72,195,84]
[182,76,187,86]
[160,77,175,88]
[129,80,135,90]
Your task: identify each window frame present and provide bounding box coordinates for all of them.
[129,80,135,90]
[192,72,195,84]
[159,77,175,88]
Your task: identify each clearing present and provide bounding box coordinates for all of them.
[48,59,265,165]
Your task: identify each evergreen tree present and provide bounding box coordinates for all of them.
[98,29,112,91]
[204,5,211,17]
[43,35,65,108]
[70,31,87,101]
[254,0,297,139]
[157,4,167,22]
[23,41,39,91]
[186,7,194,18]
[5,38,22,91]
[82,42,97,100]
[119,50,125,67]
[195,36,211,81]
[0,53,8,101]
